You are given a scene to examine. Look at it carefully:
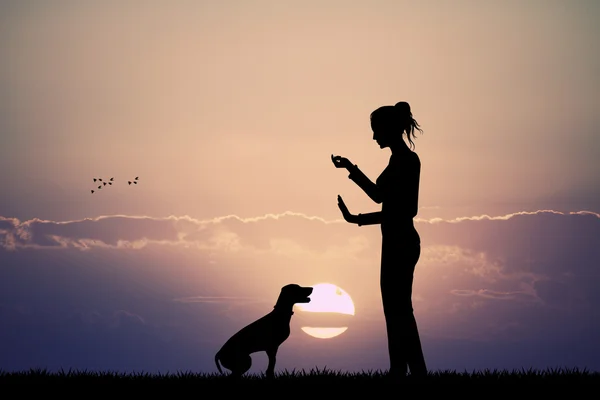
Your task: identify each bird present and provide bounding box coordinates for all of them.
[98,185,102,189]
[93,178,97,182]
[99,178,103,182]
[91,190,94,194]
[110,177,114,181]
[135,177,139,180]
[103,182,107,186]
[128,181,131,185]
[108,182,112,185]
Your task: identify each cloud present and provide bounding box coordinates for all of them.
[0,212,343,250]
[0,209,599,372]
[450,289,536,301]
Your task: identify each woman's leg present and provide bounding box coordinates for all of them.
[403,244,427,378]
[380,236,427,378]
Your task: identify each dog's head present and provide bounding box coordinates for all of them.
[280,284,313,304]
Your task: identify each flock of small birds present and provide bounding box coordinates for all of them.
[90,176,139,193]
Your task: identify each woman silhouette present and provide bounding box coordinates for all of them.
[331,101,427,379]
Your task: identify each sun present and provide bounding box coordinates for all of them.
[294,283,355,339]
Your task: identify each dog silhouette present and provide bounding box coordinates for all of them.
[215,284,313,379]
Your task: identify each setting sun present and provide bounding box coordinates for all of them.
[295,283,355,339]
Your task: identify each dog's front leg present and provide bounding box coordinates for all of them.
[265,348,278,379]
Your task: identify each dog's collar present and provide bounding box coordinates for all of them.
[273,306,294,315]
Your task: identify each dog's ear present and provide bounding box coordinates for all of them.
[282,284,298,292]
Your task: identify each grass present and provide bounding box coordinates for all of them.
[1,367,598,387]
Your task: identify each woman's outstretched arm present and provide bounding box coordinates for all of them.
[347,165,382,204]
[337,195,381,226]
[356,212,382,226]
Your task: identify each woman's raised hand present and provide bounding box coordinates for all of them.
[331,154,353,170]
[337,195,356,224]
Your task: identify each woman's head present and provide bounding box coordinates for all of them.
[370,101,423,150]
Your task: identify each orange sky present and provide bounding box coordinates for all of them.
[1,0,598,222]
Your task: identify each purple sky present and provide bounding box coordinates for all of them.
[1,210,599,373]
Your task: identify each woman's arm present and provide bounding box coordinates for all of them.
[347,165,382,204]
[337,195,381,226]
[356,212,382,226]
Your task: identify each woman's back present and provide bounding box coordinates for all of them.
[377,150,421,225]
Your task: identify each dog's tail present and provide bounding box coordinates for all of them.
[214,351,224,375]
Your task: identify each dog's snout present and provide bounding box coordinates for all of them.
[304,287,313,301]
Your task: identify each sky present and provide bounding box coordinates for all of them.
[1,0,599,374]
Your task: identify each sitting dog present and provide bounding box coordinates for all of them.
[214,283,313,379]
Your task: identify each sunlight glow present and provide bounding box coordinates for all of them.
[295,283,355,315]
[301,327,348,339]
[295,283,355,340]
